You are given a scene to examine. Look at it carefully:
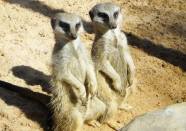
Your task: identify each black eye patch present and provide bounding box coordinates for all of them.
[114,11,119,19]
[75,22,81,31]
[97,12,109,22]
[59,21,70,32]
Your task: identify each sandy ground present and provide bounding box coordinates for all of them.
[0,0,186,131]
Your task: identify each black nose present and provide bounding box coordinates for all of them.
[70,34,77,39]
[109,24,117,29]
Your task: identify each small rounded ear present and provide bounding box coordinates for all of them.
[51,18,56,29]
[89,10,94,21]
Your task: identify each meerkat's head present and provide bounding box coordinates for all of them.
[51,13,83,41]
[89,3,122,32]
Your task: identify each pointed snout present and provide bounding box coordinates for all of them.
[70,33,77,39]
[109,22,117,29]
[108,18,117,29]
[69,28,77,39]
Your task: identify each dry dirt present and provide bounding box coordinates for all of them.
[0,0,186,131]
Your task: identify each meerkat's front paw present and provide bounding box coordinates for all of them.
[128,68,136,87]
[79,87,87,105]
[128,75,135,87]
[113,78,122,92]
[128,78,138,94]
[80,96,87,106]
[89,82,98,97]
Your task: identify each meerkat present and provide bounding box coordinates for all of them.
[50,12,106,131]
[89,2,136,127]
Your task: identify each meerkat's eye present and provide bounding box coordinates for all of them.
[59,21,70,32]
[75,22,81,31]
[114,11,119,19]
[97,12,109,22]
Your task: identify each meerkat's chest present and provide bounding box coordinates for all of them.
[69,48,86,81]
[105,35,128,88]
[102,31,121,54]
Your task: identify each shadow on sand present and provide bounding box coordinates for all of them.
[125,32,186,71]
[12,65,51,93]
[0,80,52,131]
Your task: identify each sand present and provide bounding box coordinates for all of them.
[0,0,185,131]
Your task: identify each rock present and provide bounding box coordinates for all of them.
[120,102,186,131]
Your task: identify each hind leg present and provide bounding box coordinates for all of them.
[85,96,106,127]
[70,109,84,131]
[119,79,138,111]
[53,109,83,131]
[119,87,133,111]
[127,78,138,95]
[98,101,122,130]
[119,88,133,111]
[98,100,117,123]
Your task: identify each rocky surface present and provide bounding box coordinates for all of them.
[120,102,186,131]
